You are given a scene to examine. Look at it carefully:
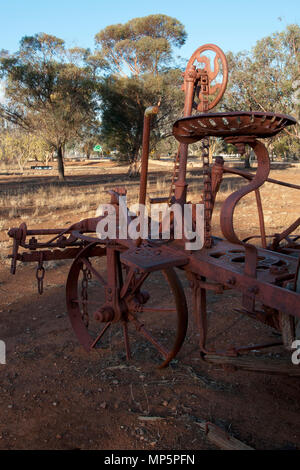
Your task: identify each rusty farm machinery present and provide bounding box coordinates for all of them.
[8,44,300,373]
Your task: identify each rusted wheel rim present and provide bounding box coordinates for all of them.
[66,243,106,351]
[66,243,188,367]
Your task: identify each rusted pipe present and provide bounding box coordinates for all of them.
[139,105,160,207]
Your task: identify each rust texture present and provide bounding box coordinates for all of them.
[7,44,300,369]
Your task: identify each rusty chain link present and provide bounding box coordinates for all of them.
[199,71,213,249]
[81,263,92,327]
[36,255,45,295]
[202,137,212,249]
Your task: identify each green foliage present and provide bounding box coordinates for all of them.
[99,75,149,161]
[0,20,299,174]
[99,68,185,163]
[95,14,186,76]
[223,24,300,160]
[0,125,49,170]
[0,33,99,179]
[95,14,186,164]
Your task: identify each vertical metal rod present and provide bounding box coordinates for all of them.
[254,189,267,249]
[137,105,159,246]
[90,322,111,349]
[139,106,160,207]
[174,76,196,205]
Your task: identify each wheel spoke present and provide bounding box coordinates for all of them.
[120,270,150,299]
[141,306,176,313]
[139,325,170,359]
[80,257,106,286]
[90,322,112,349]
[129,313,170,359]
[116,251,124,289]
[67,243,188,368]
[72,298,103,306]
[131,272,150,295]
[120,269,135,298]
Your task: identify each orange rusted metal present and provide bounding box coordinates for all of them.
[7,44,300,370]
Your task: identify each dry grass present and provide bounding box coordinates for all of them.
[0,166,299,249]
[0,175,170,221]
[211,175,300,240]
[2,185,102,215]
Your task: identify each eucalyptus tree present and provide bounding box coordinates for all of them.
[95,14,186,76]
[0,34,99,180]
[95,14,187,172]
[223,24,300,165]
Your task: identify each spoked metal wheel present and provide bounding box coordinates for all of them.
[66,243,188,367]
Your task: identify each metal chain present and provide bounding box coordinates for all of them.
[36,255,45,295]
[202,137,212,248]
[199,71,213,249]
[81,263,91,327]
[199,73,209,112]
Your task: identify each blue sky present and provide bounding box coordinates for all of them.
[0,0,299,60]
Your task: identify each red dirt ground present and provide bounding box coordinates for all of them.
[0,164,299,450]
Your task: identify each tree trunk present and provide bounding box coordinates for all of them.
[57,145,65,181]
[244,154,250,168]
[128,147,140,177]
[244,147,251,169]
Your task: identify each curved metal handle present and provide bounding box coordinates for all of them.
[183,43,228,113]
[220,139,270,245]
